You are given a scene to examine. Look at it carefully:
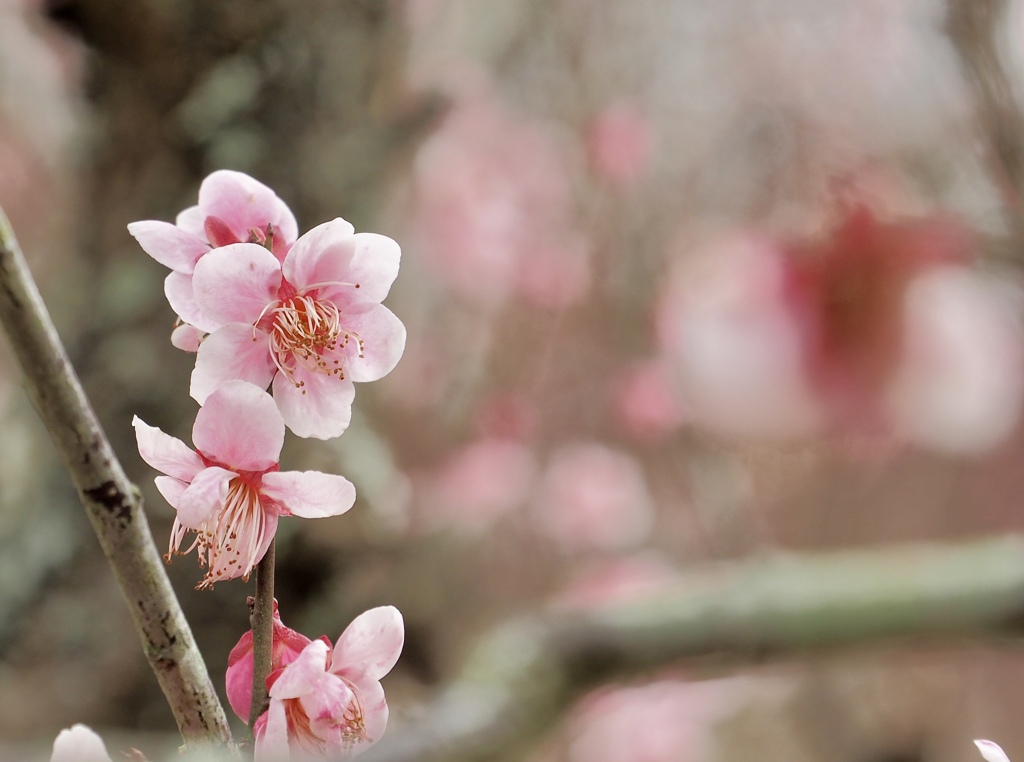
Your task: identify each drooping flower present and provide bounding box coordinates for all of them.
[128,170,298,348]
[253,606,405,760]
[226,600,316,723]
[133,380,356,588]
[50,724,113,762]
[189,218,406,439]
[976,740,1012,762]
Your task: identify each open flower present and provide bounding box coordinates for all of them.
[254,606,404,760]
[189,218,406,439]
[226,600,315,723]
[133,380,356,588]
[128,170,298,349]
[977,740,1012,762]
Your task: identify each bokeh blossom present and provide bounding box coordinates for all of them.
[408,96,590,309]
[226,600,315,723]
[254,606,404,760]
[189,218,406,439]
[659,206,1024,452]
[133,380,356,588]
[532,443,655,552]
[128,170,298,350]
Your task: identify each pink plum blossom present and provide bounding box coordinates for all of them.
[133,380,356,589]
[189,218,406,439]
[50,725,112,762]
[977,740,1012,762]
[532,443,655,553]
[226,600,315,723]
[128,169,298,345]
[254,606,404,760]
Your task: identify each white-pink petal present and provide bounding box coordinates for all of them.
[170,323,206,352]
[261,470,356,519]
[255,699,291,762]
[165,272,221,334]
[977,740,1012,762]
[176,205,205,237]
[176,466,233,530]
[356,676,390,743]
[270,639,331,700]
[132,417,204,482]
[340,231,402,304]
[190,324,276,405]
[198,170,298,245]
[192,244,281,326]
[128,220,209,273]
[50,724,112,762]
[332,605,404,683]
[342,302,407,383]
[192,381,284,471]
[272,367,355,440]
[154,475,188,508]
[282,218,357,291]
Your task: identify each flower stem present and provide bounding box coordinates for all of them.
[248,537,276,734]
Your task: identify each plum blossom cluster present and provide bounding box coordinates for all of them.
[49,171,406,759]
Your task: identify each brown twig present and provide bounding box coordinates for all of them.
[247,538,276,734]
[0,207,236,754]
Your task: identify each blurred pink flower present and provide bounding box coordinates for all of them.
[659,207,1024,452]
[189,218,406,439]
[976,740,1012,762]
[50,725,112,762]
[532,443,654,552]
[226,600,316,723]
[585,101,653,186]
[133,381,356,589]
[564,679,739,762]
[423,437,538,533]
[254,606,404,760]
[409,97,590,309]
[128,170,298,345]
[611,359,687,443]
[554,553,680,610]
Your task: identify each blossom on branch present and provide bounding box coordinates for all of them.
[252,606,405,760]
[133,380,356,589]
[189,218,406,439]
[226,600,315,723]
[128,170,298,349]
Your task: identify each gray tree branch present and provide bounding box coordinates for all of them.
[0,207,236,755]
[364,535,1024,762]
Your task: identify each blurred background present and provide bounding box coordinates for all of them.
[3,0,1024,759]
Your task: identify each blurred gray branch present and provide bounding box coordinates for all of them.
[947,0,1024,238]
[0,208,236,755]
[365,535,1024,762]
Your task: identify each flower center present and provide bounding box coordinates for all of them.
[283,681,369,755]
[166,477,267,590]
[259,292,365,392]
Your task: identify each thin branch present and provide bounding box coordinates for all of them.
[248,539,276,734]
[364,534,1024,762]
[0,207,236,754]
[947,0,1024,239]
